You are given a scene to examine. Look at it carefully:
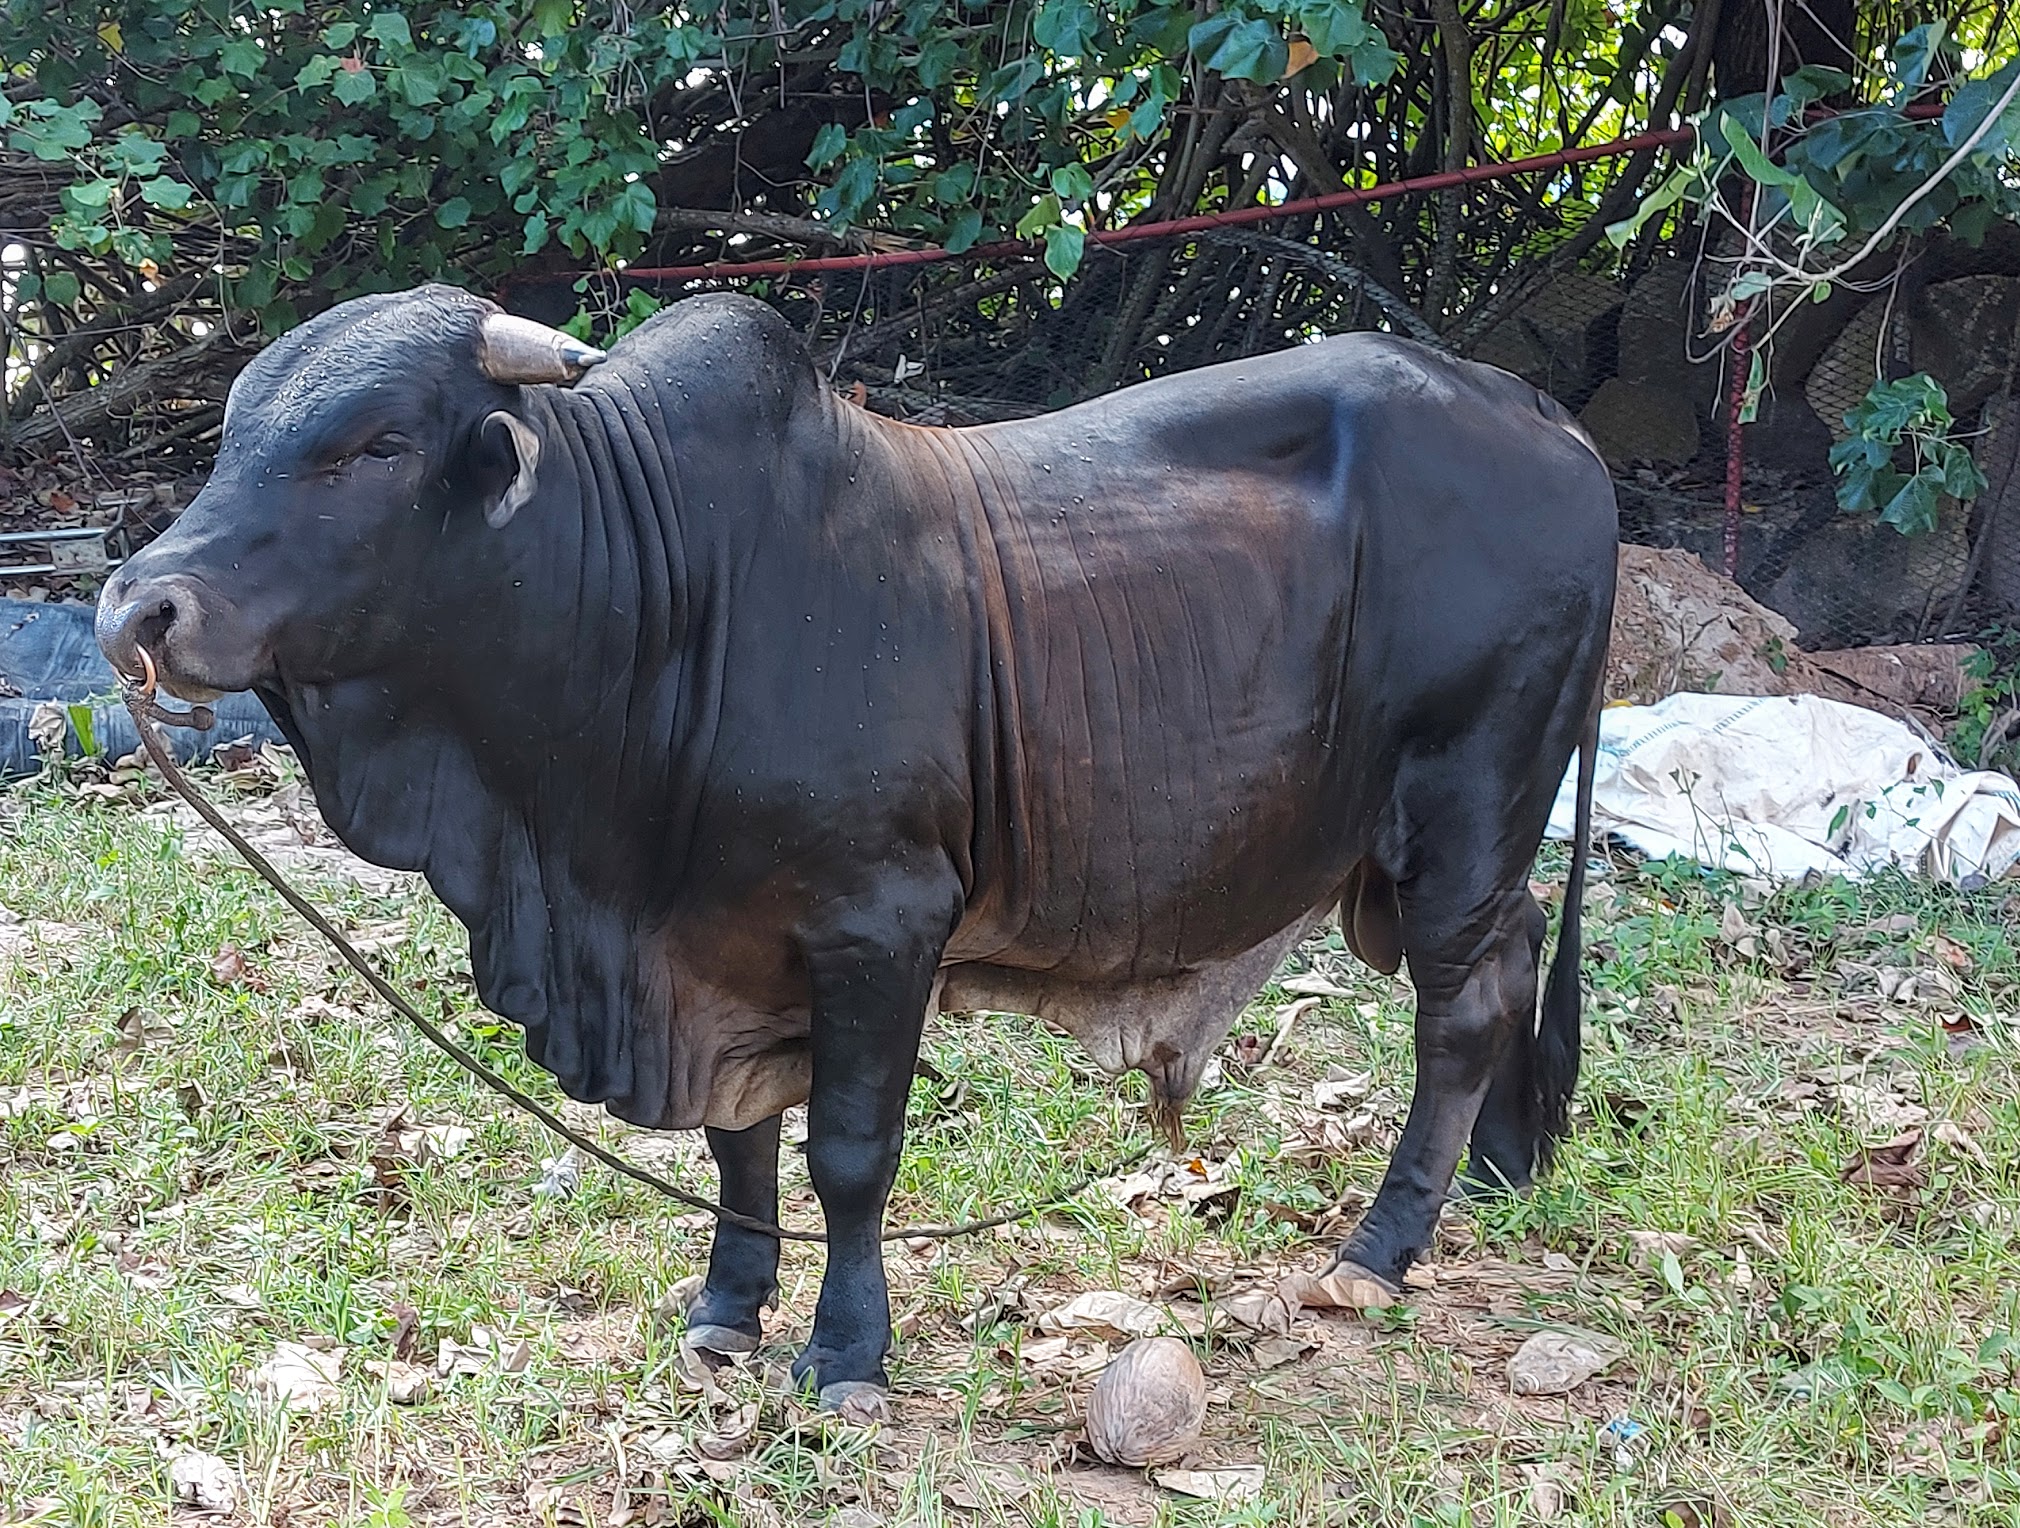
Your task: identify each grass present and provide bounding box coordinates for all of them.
[2,766,2019,1527]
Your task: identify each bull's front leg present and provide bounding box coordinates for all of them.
[683,1115,784,1355]
[791,871,960,1407]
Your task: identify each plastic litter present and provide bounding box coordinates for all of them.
[1548,692,2020,884]
[0,599,285,782]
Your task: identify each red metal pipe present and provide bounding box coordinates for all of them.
[607,101,1942,286]
[1723,312,1751,580]
[618,125,1696,284]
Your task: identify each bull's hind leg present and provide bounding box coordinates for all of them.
[1334,879,1541,1287]
[684,1115,784,1355]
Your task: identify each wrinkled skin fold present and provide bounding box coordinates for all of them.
[98,285,1617,1402]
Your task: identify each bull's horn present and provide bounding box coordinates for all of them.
[477,313,607,385]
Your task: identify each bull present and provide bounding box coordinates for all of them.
[98,285,1614,1408]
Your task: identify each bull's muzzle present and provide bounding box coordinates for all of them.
[95,571,234,700]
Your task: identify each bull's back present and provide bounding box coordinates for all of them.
[909,334,1614,979]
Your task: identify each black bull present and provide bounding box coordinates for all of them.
[99,285,1615,1406]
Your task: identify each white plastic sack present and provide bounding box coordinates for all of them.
[1546,692,2020,884]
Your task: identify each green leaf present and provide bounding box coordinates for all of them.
[1878,466,1944,536]
[1737,350,1766,425]
[65,704,98,757]
[332,67,377,105]
[615,179,657,235]
[1940,445,1987,501]
[807,122,848,171]
[435,196,471,228]
[366,12,413,50]
[218,37,263,78]
[1605,165,1694,247]
[43,270,82,308]
[1033,0,1096,59]
[1043,222,1085,280]
[139,177,194,210]
[321,22,359,49]
[1015,192,1061,238]
[1190,14,1290,83]
[65,178,116,210]
[1943,59,2020,157]
[1721,114,1798,189]
[1049,163,1094,206]
[942,206,983,254]
[522,211,550,254]
[1890,22,1946,95]
[1781,64,1852,106]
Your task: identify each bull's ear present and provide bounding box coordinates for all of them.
[469,410,542,529]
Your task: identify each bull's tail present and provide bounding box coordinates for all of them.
[1533,687,1600,1170]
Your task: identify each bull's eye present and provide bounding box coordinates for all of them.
[361,434,409,460]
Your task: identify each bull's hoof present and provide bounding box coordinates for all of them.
[815,1381,890,1423]
[1324,1253,1404,1298]
[683,1322,761,1357]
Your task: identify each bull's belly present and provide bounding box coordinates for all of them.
[667,901,1334,1135]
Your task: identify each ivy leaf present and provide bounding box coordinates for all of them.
[43,270,82,308]
[64,178,116,210]
[942,206,983,254]
[366,12,414,51]
[1943,59,2020,157]
[332,67,377,106]
[435,196,471,228]
[1033,0,1096,59]
[1015,192,1061,238]
[320,22,358,49]
[139,177,195,210]
[1889,22,1946,96]
[522,211,550,254]
[1043,222,1085,280]
[1190,14,1290,84]
[1298,0,1372,58]
[615,179,657,234]
[1878,466,1944,536]
[807,122,848,171]
[218,37,264,78]
[10,101,100,160]
[1049,163,1094,207]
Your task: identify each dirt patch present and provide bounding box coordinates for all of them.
[1606,545,1972,728]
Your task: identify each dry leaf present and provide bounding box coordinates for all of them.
[1625,1230,1697,1268]
[1216,1287,1295,1337]
[1507,1330,1625,1396]
[437,1325,531,1378]
[1250,1333,1317,1370]
[1931,934,1974,972]
[111,1006,171,1062]
[941,1461,1039,1510]
[1037,1290,1169,1340]
[1278,1266,1394,1315]
[1934,1119,1990,1169]
[208,945,258,989]
[1841,1130,1926,1190]
[1310,1071,1373,1111]
[363,1358,433,1404]
[168,1452,239,1513]
[697,1401,760,1459]
[1154,1465,1266,1502]
[1283,36,1319,75]
[1279,973,1352,998]
[251,1341,342,1412]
